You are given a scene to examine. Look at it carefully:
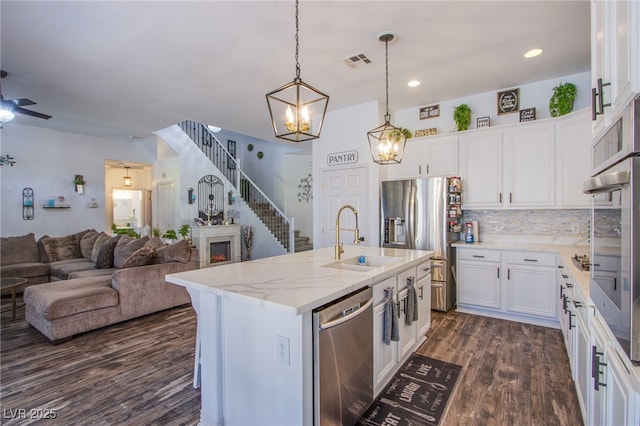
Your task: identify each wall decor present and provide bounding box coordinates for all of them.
[519,107,536,122]
[23,187,34,220]
[476,116,491,128]
[0,154,16,166]
[415,128,438,137]
[327,150,358,166]
[497,88,519,115]
[297,173,313,203]
[198,175,224,225]
[257,151,264,159]
[227,140,236,169]
[74,175,86,193]
[419,104,440,119]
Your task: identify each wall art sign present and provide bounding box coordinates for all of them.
[415,128,438,137]
[327,150,358,166]
[519,107,536,122]
[477,116,491,128]
[497,88,519,115]
[419,104,440,120]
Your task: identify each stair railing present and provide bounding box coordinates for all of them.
[178,120,294,252]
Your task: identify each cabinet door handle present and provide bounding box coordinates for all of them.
[573,300,583,308]
[592,87,599,120]
[569,311,575,330]
[472,255,485,258]
[614,277,617,291]
[562,274,568,279]
[499,192,502,203]
[523,258,538,262]
[507,268,510,280]
[598,78,611,112]
[497,267,500,279]
[419,285,424,300]
[419,165,422,175]
[426,164,429,174]
[396,301,401,318]
[559,285,564,300]
[509,193,513,203]
[591,345,607,391]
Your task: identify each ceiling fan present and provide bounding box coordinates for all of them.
[0,70,52,122]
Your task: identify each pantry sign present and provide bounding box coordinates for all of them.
[327,150,358,166]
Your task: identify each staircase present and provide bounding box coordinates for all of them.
[294,230,313,252]
[178,120,295,253]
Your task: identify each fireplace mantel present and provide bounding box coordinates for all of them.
[192,225,242,268]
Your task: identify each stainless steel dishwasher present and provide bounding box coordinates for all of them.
[313,286,373,426]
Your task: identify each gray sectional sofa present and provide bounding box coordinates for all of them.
[1,231,198,342]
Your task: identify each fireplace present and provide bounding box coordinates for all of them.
[210,241,231,264]
[192,225,242,268]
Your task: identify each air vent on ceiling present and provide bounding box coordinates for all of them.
[343,53,373,69]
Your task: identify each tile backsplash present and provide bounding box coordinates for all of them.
[462,209,590,239]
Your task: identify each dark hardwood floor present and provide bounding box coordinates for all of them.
[418,309,583,426]
[1,297,582,425]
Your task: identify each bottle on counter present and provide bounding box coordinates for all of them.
[464,222,474,243]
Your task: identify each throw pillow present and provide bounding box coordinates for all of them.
[79,230,99,260]
[91,232,111,263]
[94,235,121,269]
[121,246,156,269]
[144,237,166,249]
[0,233,39,266]
[41,234,82,262]
[113,236,149,268]
[37,235,51,263]
[153,239,191,264]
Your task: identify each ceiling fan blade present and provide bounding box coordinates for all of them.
[14,106,51,120]
[10,98,36,107]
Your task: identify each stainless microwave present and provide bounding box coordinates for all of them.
[584,97,640,361]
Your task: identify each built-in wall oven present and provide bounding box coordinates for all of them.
[584,96,640,361]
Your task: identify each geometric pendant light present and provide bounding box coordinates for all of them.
[123,166,132,187]
[266,0,329,142]
[367,32,406,165]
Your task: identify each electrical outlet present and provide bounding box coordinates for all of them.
[572,224,580,234]
[276,335,290,366]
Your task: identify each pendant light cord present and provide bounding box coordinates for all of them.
[384,37,390,122]
[295,0,301,80]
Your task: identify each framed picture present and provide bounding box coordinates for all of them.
[519,107,536,122]
[419,104,440,120]
[415,128,438,137]
[497,88,519,115]
[227,140,236,169]
[477,116,491,128]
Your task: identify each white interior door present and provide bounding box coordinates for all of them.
[320,166,369,248]
[155,181,175,234]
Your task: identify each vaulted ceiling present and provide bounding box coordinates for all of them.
[0,1,590,149]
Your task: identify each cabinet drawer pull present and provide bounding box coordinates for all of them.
[523,258,538,262]
[472,255,485,258]
[562,274,568,279]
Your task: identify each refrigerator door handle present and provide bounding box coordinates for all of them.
[405,183,415,249]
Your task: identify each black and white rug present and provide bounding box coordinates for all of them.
[358,354,462,426]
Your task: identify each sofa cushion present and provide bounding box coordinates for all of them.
[23,276,117,320]
[121,246,156,269]
[0,233,39,266]
[1,262,50,279]
[40,234,82,262]
[80,231,99,260]
[95,235,121,269]
[91,232,111,263]
[113,236,149,269]
[153,239,192,264]
[68,268,117,279]
[49,259,96,280]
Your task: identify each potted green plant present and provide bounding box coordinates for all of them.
[162,229,177,243]
[549,82,577,117]
[74,175,86,194]
[453,104,472,131]
[178,224,190,240]
[152,228,161,238]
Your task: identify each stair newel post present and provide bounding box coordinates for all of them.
[289,217,295,253]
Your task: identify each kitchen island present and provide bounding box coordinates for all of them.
[166,245,433,426]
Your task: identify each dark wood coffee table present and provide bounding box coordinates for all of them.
[1,277,27,319]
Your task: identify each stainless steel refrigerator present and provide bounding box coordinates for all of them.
[380,178,458,311]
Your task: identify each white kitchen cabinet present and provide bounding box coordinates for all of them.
[373,301,397,391]
[457,248,501,309]
[591,0,639,135]
[386,135,459,180]
[503,123,556,208]
[556,109,592,208]
[459,130,503,208]
[605,344,640,426]
[423,135,459,177]
[397,286,416,360]
[504,251,557,319]
[416,274,431,337]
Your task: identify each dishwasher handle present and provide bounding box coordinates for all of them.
[318,298,374,331]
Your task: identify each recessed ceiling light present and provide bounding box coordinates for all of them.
[524,48,543,58]
[408,80,421,87]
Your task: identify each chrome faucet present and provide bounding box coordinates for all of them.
[335,204,362,260]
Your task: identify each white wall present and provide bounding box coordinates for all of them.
[394,71,591,135]
[282,153,312,240]
[0,124,156,238]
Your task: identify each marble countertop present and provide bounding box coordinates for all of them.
[166,246,433,316]
[453,240,590,296]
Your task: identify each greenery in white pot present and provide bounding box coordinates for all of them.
[549,82,577,117]
[453,104,472,131]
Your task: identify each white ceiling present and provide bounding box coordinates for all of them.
[0,1,590,150]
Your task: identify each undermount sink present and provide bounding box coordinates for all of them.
[322,255,403,272]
